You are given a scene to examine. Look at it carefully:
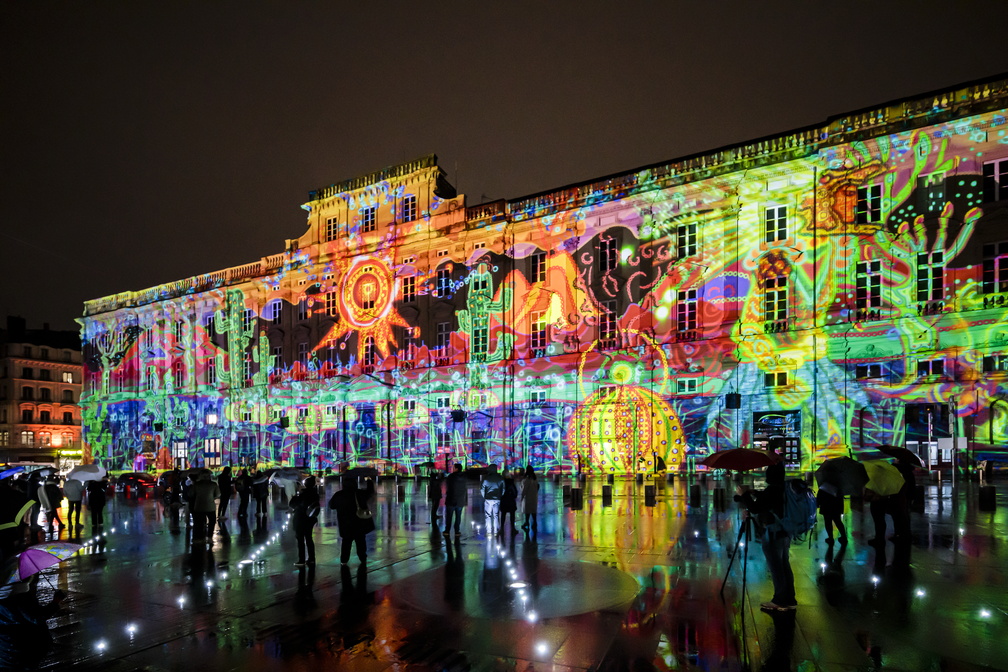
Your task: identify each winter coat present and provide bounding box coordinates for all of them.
[290,487,320,531]
[500,477,518,513]
[520,478,540,514]
[85,480,107,508]
[62,479,84,502]
[444,471,468,508]
[329,484,376,538]
[480,473,504,500]
[190,476,221,513]
[38,483,61,511]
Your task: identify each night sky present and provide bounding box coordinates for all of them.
[4,2,1008,333]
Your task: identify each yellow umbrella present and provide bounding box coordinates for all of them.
[862,460,904,496]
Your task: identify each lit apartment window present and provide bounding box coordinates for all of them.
[530,310,548,350]
[676,378,698,395]
[855,363,883,379]
[855,260,882,313]
[39,432,51,447]
[764,276,788,322]
[765,205,787,243]
[599,299,618,347]
[983,158,1008,202]
[436,268,452,297]
[0,431,8,447]
[917,359,943,378]
[361,206,376,232]
[20,431,34,447]
[982,242,1008,295]
[402,276,416,302]
[532,250,547,283]
[599,238,618,273]
[362,337,376,367]
[325,216,339,241]
[764,371,788,388]
[676,222,697,257]
[401,194,418,222]
[916,252,944,301]
[676,289,697,333]
[325,291,338,316]
[856,184,883,224]
[61,432,72,446]
[62,371,73,383]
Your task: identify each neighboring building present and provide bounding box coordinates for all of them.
[81,74,1008,475]
[0,316,83,469]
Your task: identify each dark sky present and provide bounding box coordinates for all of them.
[4,2,1008,333]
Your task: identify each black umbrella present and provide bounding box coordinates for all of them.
[814,457,869,496]
[876,445,924,467]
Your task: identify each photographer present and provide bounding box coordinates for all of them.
[735,462,796,612]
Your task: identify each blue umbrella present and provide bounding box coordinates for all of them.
[0,466,26,480]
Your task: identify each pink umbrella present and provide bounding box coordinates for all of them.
[4,541,82,584]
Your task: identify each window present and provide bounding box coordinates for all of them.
[39,432,51,447]
[243,355,253,383]
[361,206,376,232]
[39,410,50,423]
[20,431,34,447]
[436,322,452,351]
[23,346,32,358]
[983,354,1008,373]
[855,260,882,316]
[241,408,253,423]
[764,371,788,388]
[21,409,33,423]
[325,216,339,241]
[530,310,548,350]
[676,289,697,333]
[856,184,882,224]
[402,275,416,302]
[62,371,73,383]
[982,242,1008,295]
[207,358,217,386]
[676,222,697,257]
[401,194,417,222]
[764,276,788,323]
[173,361,185,388]
[61,432,72,447]
[916,251,944,302]
[62,411,73,424]
[0,431,7,447]
[472,324,488,359]
[917,359,943,378]
[203,438,221,468]
[297,299,308,321]
[39,348,49,361]
[242,309,254,332]
[298,342,309,367]
[203,313,215,339]
[470,272,488,294]
[39,388,51,402]
[532,251,547,283]
[21,387,33,401]
[272,346,283,372]
[62,389,73,402]
[174,320,184,342]
[402,330,418,361]
[21,368,33,380]
[676,378,698,395]
[436,268,452,297]
[39,369,50,381]
[856,364,883,379]
[529,389,547,404]
[599,238,618,273]
[362,337,376,367]
[599,299,618,346]
[437,249,448,258]
[765,205,787,243]
[919,172,945,213]
[270,300,283,325]
[325,291,338,316]
[401,399,416,422]
[435,396,451,410]
[983,158,1008,202]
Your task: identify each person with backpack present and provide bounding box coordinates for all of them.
[736,462,797,612]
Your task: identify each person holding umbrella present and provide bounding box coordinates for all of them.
[735,462,796,612]
[816,484,847,546]
[63,477,84,533]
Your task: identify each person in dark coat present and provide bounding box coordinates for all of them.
[736,463,796,612]
[234,468,252,517]
[329,476,375,566]
[251,471,270,517]
[86,477,108,534]
[216,466,233,520]
[427,471,444,524]
[289,477,321,565]
[499,470,519,534]
[816,484,847,546]
[890,457,916,542]
[443,463,467,538]
[0,576,67,670]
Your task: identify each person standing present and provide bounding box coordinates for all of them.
[290,477,321,566]
[190,469,221,545]
[37,477,64,539]
[480,464,504,537]
[330,476,375,566]
[520,466,540,532]
[427,470,444,524]
[500,470,518,534]
[816,483,847,546]
[234,468,252,518]
[736,462,796,612]
[86,477,108,534]
[251,471,270,518]
[63,478,84,533]
[443,463,467,538]
[217,466,234,520]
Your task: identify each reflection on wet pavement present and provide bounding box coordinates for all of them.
[17,475,1008,670]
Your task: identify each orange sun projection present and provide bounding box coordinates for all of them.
[317,257,409,362]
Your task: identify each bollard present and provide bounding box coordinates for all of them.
[689,483,701,507]
[562,484,572,501]
[667,472,675,483]
[553,473,562,485]
[979,485,997,511]
[579,472,587,483]
[912,485,925,513]
[713,487,727,512]
[602,484,613,506]
[636,473,644,484]
[397,484,406,503]
[607,473,615,485]
[570,487,584,510]
[644,484,656,506]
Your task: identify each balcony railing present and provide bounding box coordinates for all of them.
[917,301,945,316]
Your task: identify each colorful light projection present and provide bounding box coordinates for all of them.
[80,94,1008,474]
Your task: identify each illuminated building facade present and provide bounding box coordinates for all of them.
[81,75,1008,475]
[0,317,83,468]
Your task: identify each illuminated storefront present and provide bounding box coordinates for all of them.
[80,76,1008,474]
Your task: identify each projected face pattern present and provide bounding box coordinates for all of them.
[80,107,1008,474]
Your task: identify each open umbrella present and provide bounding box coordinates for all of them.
[815,457,869,496]
[269,469,305,499]
[0,466,26,480]
[28,467,56,479]
[700,448,781,472]
[876,445,924,467]
[862,460,905,496]
[3,541,82,585]
[66,463,107,483]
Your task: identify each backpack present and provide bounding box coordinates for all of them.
[767,479,818,542]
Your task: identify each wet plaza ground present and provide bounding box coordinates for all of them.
[23,474,1008,671]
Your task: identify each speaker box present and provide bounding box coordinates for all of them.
[153,423,164,431]
[279,416,290,428]
[450,409,466,423]
[725,393,741,409]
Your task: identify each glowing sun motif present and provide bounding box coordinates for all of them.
[318,257,409,362]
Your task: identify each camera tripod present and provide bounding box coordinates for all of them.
[720,511,755,670]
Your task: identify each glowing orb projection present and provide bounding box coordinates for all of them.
[568,335,685,474]
[318,256,408,360]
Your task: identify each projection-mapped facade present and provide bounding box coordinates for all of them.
[81,76,1008,474]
